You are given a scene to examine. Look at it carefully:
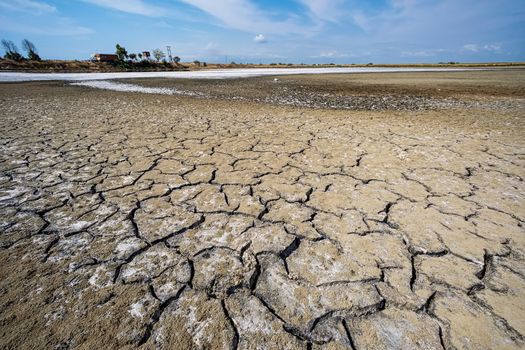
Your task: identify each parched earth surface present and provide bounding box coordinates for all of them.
[1,71,524,349]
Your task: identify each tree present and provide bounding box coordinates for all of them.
[115,44,128,61]
[138,53,143,60]
[129,53,137,61]
[22,39,40,61]
[173,56,180,63]
[153,49,165,62]
[2,39,23,61]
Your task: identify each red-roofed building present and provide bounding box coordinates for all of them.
[92,53,118,62]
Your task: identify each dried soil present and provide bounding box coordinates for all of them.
[0,70,524,349]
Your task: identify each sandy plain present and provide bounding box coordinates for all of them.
[0,69,524,349]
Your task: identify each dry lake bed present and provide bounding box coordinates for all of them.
[0,69,524,349]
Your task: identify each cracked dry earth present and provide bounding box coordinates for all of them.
[0,77,524,350]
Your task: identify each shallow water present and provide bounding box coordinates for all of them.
[0,67,474,82]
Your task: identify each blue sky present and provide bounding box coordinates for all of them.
[0,0,524,63]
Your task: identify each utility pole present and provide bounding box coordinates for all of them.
[166,46,173,62]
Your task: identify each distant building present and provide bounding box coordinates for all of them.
[92,53,118,62]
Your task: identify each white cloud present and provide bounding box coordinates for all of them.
[177,0,314,34]
[204,42,222,56]
[463,43,502,53]
[254,34,266,43]
[463,44,479,52]
[311,51,349,58]
[483,43,501,52]
[153,21,173,29]
[351,11,369,30]
[350,0,521,50]
[401,48,446,57]
[297,0,345,22]
[81,0,166,17]
[0,0,94,38]
[0,0,56,14]
[319,51,336,58]
[0,15,94,36]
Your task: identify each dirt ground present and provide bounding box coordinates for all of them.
[128,70,525,111]
[0,70,524,349]
[132,69,525,98]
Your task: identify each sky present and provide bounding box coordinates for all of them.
[0,0,524,63]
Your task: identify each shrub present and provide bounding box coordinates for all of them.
[135,60,154,68]
[153,49,165,62]
[2,39,23,61]
[22,39,41,61]
[115,44,128,61]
